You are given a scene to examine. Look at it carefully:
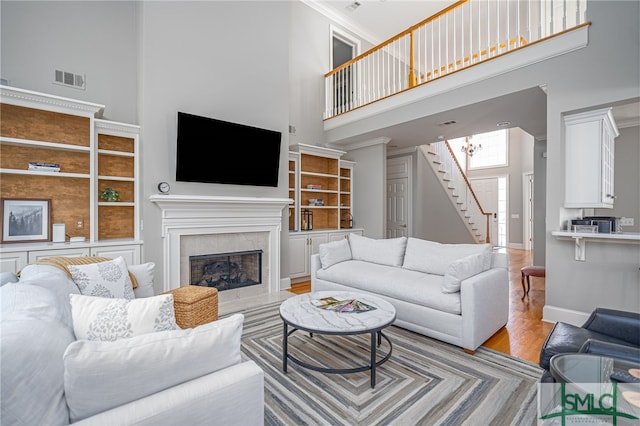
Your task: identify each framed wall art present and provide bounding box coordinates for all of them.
[1,198,51,243]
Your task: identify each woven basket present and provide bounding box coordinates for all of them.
[164,286,218,329]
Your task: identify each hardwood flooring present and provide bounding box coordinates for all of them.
[288,247,553,365]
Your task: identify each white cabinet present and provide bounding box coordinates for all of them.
[28,247,91,263]
[564,108,619,208]
[90,244,141,265]
[289,233,328,279]
[0,241,143,274]
[328,229,362,242]
[288,229,363,279]
[0,252,27,273]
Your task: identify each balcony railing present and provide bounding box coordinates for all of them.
[324,0,588,119]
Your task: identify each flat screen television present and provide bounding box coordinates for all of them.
[176,112,282,187]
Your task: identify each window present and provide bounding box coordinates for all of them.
[469,129,508,169]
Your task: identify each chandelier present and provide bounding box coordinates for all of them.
[461,137,482,157]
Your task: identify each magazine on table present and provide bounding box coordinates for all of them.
[311,296,376,313]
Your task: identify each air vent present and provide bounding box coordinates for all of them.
[438,120,457,126]
[54,69,86,90]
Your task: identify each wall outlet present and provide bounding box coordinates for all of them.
[76,219,84,229]
[619,217,634,226]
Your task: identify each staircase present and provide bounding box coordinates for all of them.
[421,141,491,244]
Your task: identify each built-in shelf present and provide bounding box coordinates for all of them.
[551,231,640,261]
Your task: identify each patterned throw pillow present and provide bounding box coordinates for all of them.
[68,256,135,299]
[70,293,178,341]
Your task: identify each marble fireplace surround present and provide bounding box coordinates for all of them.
[150,195,291,296]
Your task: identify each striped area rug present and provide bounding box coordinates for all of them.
[237,302,543,425]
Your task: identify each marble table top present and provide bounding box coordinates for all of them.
[279,291,397,334]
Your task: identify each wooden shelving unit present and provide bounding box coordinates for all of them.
[289,143,355,231]
[0,86,142,273]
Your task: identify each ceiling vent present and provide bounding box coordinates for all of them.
[438,120,457,126]
[345,2,361,12]
[54,69,85,90]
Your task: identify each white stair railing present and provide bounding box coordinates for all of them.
[325,0,588,119]
[421,141,491,244]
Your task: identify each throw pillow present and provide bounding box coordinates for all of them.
[442,251,492,293]
[32,255,139,289]
[63,313,244,422]
[68,256,135,299]
[402,237,491,275]
[348,233,407,267]
[70,293,178,341]
[319,238,352,269]
[129,262,156,298]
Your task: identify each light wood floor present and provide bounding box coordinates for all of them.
[289,247,553,365]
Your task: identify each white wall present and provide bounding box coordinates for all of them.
[138,1,290,288]
[343,143,387,238]
[594,125,640,233]
[0,1,138,124]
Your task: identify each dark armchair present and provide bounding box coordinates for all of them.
[539,307,640,382]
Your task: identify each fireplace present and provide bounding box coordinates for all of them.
[150,195,291,299]
[190,250,262,291]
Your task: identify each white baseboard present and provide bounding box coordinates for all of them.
[542,305,590,326]
[280,277,291,291]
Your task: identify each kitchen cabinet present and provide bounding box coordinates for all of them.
[564,107,619,208]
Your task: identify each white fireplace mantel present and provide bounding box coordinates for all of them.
[150,194,292,292]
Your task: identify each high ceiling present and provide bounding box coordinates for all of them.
[310,0,638,149]
[313,0,456,44]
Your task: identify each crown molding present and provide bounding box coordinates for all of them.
[1,85,104,117]
[300,0,381,46]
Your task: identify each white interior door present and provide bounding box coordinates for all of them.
[470,177,499,246]
[387,177,408,238]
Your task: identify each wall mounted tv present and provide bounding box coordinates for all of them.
[176,112,282,187]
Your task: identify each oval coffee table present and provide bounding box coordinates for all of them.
[280,291,396,388]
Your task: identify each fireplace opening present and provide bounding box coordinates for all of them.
[189,250,262,291]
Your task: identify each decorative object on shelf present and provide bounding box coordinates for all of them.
[1,198,51,243]
[306,184,322,190]
[100,187,120,202]
[28,161,60,172]
[302,209,313,231]
[307,198,324,206]
[52,223,66,243]
[341,212,353,229]
[157,181,171,194]
[461,136,482,157]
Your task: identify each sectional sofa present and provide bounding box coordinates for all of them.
[311,234,510,352]
[0,261,263,426]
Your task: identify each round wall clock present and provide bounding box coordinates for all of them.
[157,182,170,194]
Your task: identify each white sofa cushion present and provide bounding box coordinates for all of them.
[348,233,407,267]
[442,252,492,293]
[129,262,156,298]
[17,264,81,329]
[70,293,179,341]
[402,238,491,275]
[319,238,352,269]
[68,256,135,299]
[317,260,461,315]
[63,313,244,423]
[1,284,75,426]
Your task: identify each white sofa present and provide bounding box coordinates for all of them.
[311,234,509,352]
[0,263,264,426]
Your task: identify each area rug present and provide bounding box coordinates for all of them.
[236,302,543,425]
